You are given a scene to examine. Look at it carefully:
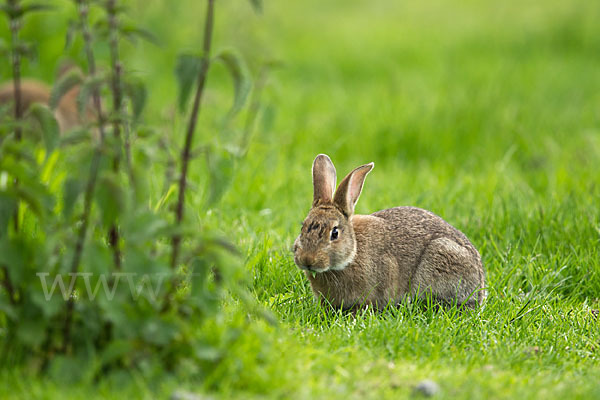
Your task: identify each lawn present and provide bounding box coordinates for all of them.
[1,0,600,398]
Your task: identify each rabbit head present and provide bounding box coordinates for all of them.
[293,154,373,273]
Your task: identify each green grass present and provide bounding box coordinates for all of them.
[2,0,600,398]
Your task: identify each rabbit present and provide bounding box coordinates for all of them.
[293,154,486,310]
[0,63,91,134]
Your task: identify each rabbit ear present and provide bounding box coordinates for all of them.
[312,154,337,206]
[333,162,374,216]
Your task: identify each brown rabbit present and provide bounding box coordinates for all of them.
[0,64,89,134]
[293,154,486,310]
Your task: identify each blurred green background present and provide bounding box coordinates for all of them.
[2,0,600,398]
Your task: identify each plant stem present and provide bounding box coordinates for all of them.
[9,0,23,141]
[1,266,16,305]
[62,122,103,352]
[8,0,23,232]
[106,0,123,154]
[62,0,111,353]
[170,0,216,270]
[122,102,136,193]
[78,0,106,140]
[105,0,123,270]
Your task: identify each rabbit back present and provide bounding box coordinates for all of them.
[369,206,485,306]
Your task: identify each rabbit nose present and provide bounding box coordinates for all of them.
[299,255,316,269]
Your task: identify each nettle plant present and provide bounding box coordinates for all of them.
[0,0,268,378]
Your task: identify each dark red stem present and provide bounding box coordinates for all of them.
[170,0,216,270]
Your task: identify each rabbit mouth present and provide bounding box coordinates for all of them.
[297,263,330,273]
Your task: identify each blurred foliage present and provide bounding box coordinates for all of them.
[0,0,262,381]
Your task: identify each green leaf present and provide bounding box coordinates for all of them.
[207,236,240,256]
[100,339,134,366]
[0,293,16,320]
[31,287,63,318]
[0,192,17,237]
[175,53,202,112]
[59,127,93,146]
[22,3,54,15]
[123,76,147,121]
[50,66,83,109]
[214,49,252,124]
[123,247,170,277]
[0,102,12,119]
[64,19,77,50]
[190,257,209,295]
[95,172,125,228]
[48,354,90,385]
[14,183,54,219]
[135,126,158,139]
[77,74,106,118]
[0,38,7,56]
[122,210,170,244]
[62,177,82,219]
[142,318,177,346]
[248,0,263,13]
[120,24,159,45]
[0,5,12,17]
[0,237,28,286]
[82,241,112,275]
[194,344,221,361]
[206,148,235,207]
[28,103,60,154]
[0,3,52,19]
[0,145,37,173]
[16,313,46,348]
[93,20,110,41]
[260,102,277,133]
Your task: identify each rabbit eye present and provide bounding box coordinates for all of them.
[330,226,339,241]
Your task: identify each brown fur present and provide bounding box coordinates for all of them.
[0,67,89,134]
[293,154,486,310]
